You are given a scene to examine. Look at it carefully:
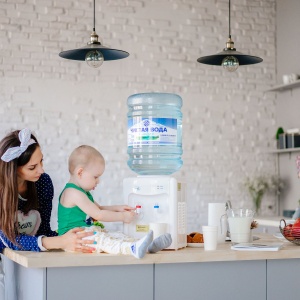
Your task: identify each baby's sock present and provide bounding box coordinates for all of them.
[130,230,153,259]
[148,233,172,253]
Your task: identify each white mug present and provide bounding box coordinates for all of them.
[149,223,168,240]
[202,225,218,250]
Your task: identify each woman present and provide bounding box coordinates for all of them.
[0,128,95,252]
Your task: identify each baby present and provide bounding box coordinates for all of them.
[58,145,171,258]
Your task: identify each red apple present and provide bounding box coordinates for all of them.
[291,218,300,238]
[283,224,293,238]
[293,218,300,227]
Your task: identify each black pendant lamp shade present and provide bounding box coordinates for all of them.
[59,0,129,68]
[197,0,262,71]
[197,49,263,66]
[59,44,129,61]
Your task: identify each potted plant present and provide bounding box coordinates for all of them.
[276,127,284,149]
[244,175,284,215]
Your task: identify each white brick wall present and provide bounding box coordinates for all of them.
[0,0,277,232]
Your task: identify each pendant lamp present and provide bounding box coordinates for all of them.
[59,0,129,68]
[197,0,263,72]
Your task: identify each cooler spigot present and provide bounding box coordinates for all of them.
[135,204,144,219]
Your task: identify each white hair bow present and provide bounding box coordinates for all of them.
[1,128,36,162]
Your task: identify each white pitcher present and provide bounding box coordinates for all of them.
[227,208,254,244]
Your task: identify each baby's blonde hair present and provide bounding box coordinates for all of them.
[68,145,104,174]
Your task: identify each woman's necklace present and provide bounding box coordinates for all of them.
[18,194,28,201]
[18,180,28,201]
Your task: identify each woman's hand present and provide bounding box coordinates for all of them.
[61,228,96,253]
[42,228,96,253]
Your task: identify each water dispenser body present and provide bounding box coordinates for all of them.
[123,176,187,250]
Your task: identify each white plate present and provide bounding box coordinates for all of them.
[187,243,204,248]
[273,232,285,239]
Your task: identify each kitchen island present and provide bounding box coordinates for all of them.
[2,234,300,300]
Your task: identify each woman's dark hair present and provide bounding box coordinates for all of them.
[0,130,40,243]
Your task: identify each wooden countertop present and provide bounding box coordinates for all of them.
[3,234,300,269]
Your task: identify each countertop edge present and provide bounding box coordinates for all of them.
[4,234,300,268]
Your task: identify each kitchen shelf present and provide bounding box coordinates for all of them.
[266,80,300,92]
[271,147,300,154]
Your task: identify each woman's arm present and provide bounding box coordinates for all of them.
[0,229,95,253]
[0,231,44,252]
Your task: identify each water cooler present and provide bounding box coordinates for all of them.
[123,176,187,250]
[123,92,187,250]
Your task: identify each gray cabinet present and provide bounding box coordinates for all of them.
[3,254,300,300]
[267,259,300,300]
[155,261,266,300]
[46,265,154,300]
[2,255,153,300]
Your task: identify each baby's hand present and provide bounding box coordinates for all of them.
[122,210,136,223]
[115,205,135,212]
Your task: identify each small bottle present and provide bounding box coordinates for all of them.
[127,92,183,175]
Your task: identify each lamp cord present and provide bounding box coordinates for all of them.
[228,0,231,38]
[93,0,95,31]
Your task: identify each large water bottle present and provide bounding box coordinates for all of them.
[127,92,183,175]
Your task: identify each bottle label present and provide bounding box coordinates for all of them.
[128,118,177,146]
